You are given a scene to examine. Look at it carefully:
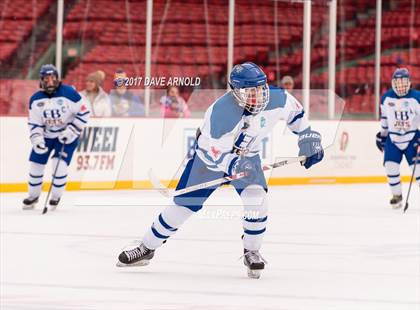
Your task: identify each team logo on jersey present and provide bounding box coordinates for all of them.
[403,101,410,107]
[394,110,410,121]
[210,146,221,159]
[43,109,62,119]
[37,101,45,107]
[260,116,266,128]
[57,99,64,105]
[388,102,395,107]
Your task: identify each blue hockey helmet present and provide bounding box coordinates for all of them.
[391,68,411,97]
[229,62,269,114]
[39,64,60,94]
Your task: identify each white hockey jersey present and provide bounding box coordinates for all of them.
[196,86,309,172]
[380,88,420,150]
[28,84,90,140]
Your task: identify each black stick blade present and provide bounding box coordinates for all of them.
[403,203,409,213]
[42,207,48,214]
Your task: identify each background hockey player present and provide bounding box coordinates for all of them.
[23,64,90,211]
[376,68,420,209]
[117,62,324,278]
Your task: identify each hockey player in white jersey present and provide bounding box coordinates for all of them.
[376,68,420,209]
[23,64,90,211]
[117,62,324,278]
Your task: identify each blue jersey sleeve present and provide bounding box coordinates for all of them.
[209,93,243,139]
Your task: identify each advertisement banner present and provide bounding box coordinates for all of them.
[0,117,414,192]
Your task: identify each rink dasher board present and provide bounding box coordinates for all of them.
[0,117,414,192]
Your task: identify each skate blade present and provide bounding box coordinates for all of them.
[247,269,261,279]
[49,205,58,211]
[116,260,150,267]
[22,204,36,210]
[391,203,402,209]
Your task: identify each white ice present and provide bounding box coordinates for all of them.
[1,184,419,310]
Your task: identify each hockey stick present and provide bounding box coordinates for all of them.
[42,143,65,214]
[403,144,419,213]
[148,156,306,198]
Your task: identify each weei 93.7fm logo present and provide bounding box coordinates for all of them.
[75,126,119,171]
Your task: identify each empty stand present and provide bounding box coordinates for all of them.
[1,0,418,116]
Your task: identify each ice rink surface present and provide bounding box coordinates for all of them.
[1,184,419,310]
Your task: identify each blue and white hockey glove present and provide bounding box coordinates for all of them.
[298,129,324,169]
[30,133,48,154]
[58,124,80,144]
[228,157,258,183]
[375,132,386,152]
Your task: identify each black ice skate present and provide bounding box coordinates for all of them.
[390,195,403,209]
[243,249,266,279]
[22,196,39,210]
[49,198,61,211]
[117,243,155,267]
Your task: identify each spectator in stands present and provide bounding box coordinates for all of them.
[160,86,190,118]
[80,70,112,117]
[281,75,294,92]
[110,69,145,117]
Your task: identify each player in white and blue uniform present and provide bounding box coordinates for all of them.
[376,68,420,208]
[117,62,324,278]
[22,64,90,211]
